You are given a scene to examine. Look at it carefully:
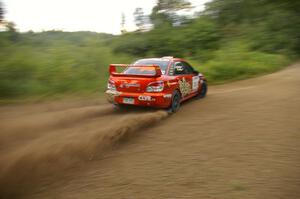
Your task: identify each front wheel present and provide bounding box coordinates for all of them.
[168,90,181,113]
[197,81,207,98]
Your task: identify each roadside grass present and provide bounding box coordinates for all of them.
[190,42,291,84]
[0,32,134,102]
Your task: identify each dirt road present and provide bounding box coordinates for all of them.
[0,63,299,199]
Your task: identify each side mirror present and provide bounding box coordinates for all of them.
[193,70,199,75]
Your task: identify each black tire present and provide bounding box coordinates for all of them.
[198,81,207,98]
[168,90,181,113]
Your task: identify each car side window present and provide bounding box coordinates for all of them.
[173,61,194,75]
[174,62,185,75]
[181,61,195,74]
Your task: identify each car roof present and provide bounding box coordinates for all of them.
[136,57,185,62]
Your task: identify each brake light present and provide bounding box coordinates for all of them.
[146,81,164,92]
[107,79,116,91]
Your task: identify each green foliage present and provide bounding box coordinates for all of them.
[112,17,219,59]
[196,42,290,83]
[0,0,299,101]
[0,31,133,99]
[150,0,191,27]
[157,0,191,11]
[112,0,298,85]
[177,17,220,58]
[204,0,300,55]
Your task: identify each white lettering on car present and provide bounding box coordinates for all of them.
[138,95,152,101]
[192,76,200,91]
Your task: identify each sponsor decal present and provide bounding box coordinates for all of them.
[167,81,177,87]
[169,64,174,75]
[138,95,153,101]
[167,81,171,87]
[192,76,200,91]
[120,83,140,88]
[178,77,191,97]
[163,94,172,98]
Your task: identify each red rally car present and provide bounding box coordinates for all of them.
[105,57,207,112]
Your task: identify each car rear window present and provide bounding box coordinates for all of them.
[123,67,156,75]
[132,60,169,75]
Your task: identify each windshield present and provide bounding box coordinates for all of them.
[132,59,169,75]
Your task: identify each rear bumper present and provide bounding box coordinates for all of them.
[105,90,172,108]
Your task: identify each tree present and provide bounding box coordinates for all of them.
[120,13,127,34]
[204,0,300,54]
[133,8,145,31]
[6,22,16,32]
[6,21,19,41]
[150,0,192,28]
[0,1,4,24]
[157,0,191,11]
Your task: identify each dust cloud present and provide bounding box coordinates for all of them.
[0,105,114,149]
[0,108,168,198]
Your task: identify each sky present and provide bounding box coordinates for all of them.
[2,0,210,34]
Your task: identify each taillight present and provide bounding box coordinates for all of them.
[146,81,164,92]
[107,79,116,91]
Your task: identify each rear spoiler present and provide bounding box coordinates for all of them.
[109,64,162,77]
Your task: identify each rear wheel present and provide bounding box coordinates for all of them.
[168,90,181,113]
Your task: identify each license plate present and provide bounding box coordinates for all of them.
[123,97,134,104]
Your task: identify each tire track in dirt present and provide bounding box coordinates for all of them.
[0,110,168,198]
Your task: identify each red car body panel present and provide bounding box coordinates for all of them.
[105,57,206,109]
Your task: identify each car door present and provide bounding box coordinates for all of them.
[181,61,200,95]
[173,61,196,98]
